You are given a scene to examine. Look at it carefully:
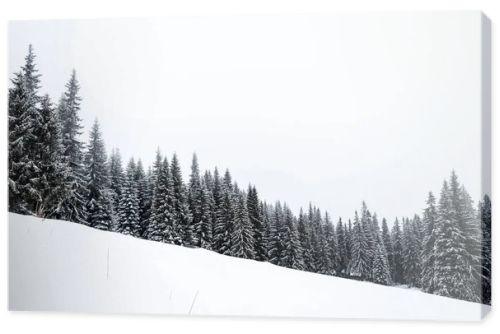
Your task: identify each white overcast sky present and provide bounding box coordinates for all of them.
[8,13,485,222]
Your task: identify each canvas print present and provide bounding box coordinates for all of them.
[8,13,491,320]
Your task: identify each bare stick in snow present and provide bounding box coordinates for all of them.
[188,290,199,315]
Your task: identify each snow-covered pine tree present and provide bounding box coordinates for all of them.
[479,194,491,305]
[433,175,479,302]
[230,191,255,259]
[459,185,481,302]
[108,148,125,216]
[267,202,283,265]
[371,214,391,285]
[335,218,349,276]
[381,218,394,278]
[134,159,151,236]
[212,169,235,254]
[349,211,370,280]
[402,217,422,287]
[360,202,375,281]
[188,154,205,247]
[421,192,438,293]
[247,185,267,261]
[198,180,214,249]
[84,119,114,230]
[32,94,69,218]
[297,208,314,272]
[308,205,325,273]
[391,218,405,284]
[117,159,141,236]
[345,219,353,270]
[170,154,192,246]
[261,202,274,261]
[323,212,338,275]
[279,205,304,270]
[146,156,172,242]
[372,242,392,285]
[58,70,88,224]
[434,172,480,302]
[8,45,42,215]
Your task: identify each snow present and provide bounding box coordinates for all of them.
[9,213,489,320]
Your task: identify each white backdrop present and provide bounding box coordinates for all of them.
[1,1,498,333]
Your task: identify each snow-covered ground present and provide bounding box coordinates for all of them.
[9,213,489,320]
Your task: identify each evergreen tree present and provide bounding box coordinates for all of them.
[479,194,492,305]
[323,212,338,275]
[134,159,151,236]
[146,156,174,242]
[31,95,69,218]
[230,192,255,259]
[391,218,404,284]
[170,154,192,246]
[349,211,370,279]
[372,242,392,285]
[8,45,42,214]
[188,154,206,247]
[297,208,314,272]
[381,218,394,277]
[117,159,141,236]
[198,181,214,249]
[335,218,349,276]
[247,185,267,261]
[280,205,304,270]
[58,70,87,224]
[433,173,480,302]
[402,217,422,287]
[213,169,235,254]
[108,148,125,215]
[421,192,438,293]
[360,202,375,280]
[84,119,113,230]
[267,202,283,265]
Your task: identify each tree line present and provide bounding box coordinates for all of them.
[8,45,491,305]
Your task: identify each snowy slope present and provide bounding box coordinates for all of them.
[9,213,489,320]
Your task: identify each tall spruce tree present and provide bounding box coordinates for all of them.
[323,212,338,275]
[188,154,207,247]
[58,70,87,224]
[108,148,125,214]
[349,211,370,279]
[479,194,492,305]
[84,119,113,230]
[280,205,304,270]
[8,45,42,215]
[421,192,438,293]
[433,173,480,302]
[247,185,267,261]
[297,208,314,272]
[391,218,405,284]
[32,95,69,218]
[402,217,422,287]
[134,159,151,236]
[381,218,394,277]
[146,156,174,242]
[335,218,349,276]
[117,159,141,236]
[170,154,192,246]
[267,202,283,265]
[360,202,375,280]
[230,191,255,259]
[213,169,235,254]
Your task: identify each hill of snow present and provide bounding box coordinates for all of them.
[9,213,489,320]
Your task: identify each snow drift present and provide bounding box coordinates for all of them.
[9,213,489,320]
